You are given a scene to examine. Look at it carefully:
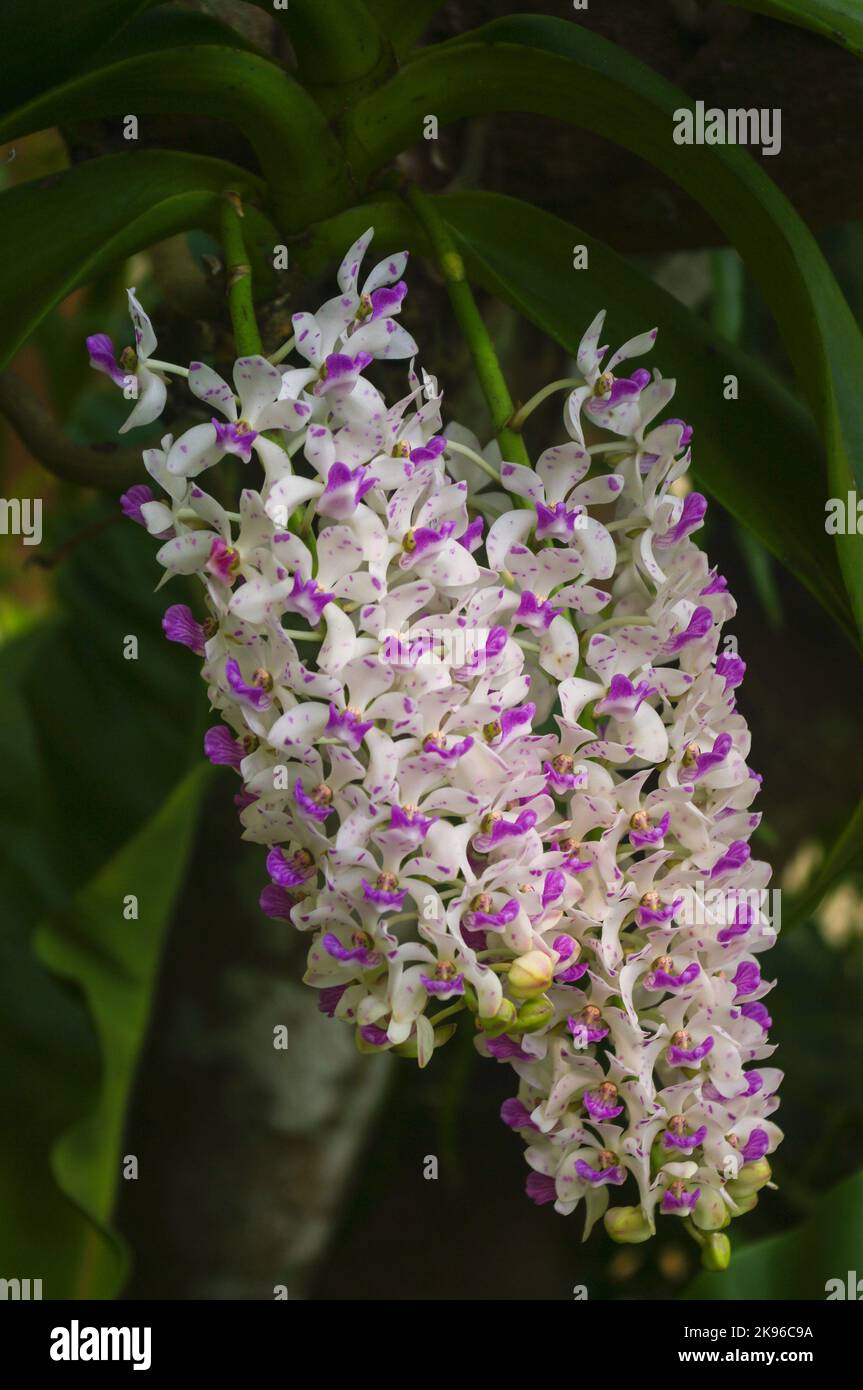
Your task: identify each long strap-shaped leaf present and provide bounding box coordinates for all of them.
[0,0,156,114]
[343,16,863,634]
[724,0,863,54]
[0,46,350,233]
[0,152,271,369]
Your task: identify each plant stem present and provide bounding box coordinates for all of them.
[220,191,263,358]
[510,377,585,430]
[404,186,531,468]
[269,334,296,366]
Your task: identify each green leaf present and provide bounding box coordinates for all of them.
[724,0,863,55]
[0,0,156,115]
[685,1168,863,1298]
[93,4,257,64]
[0,512,206,1297]
[0,151,264,368]
[35,767,206,1297]
[0,45,349,233]
[436,190,855,642]
[344,16,863,634]
[362,0,448,57]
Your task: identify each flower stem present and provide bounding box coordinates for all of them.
[443,437,502,486]
[405,186,531,469]
[220,191,263,358]
[430,1001,467,1028]
[510,377,585,430]
[269,333,296,366]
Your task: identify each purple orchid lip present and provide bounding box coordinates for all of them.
[710,840,750,880]
[567,1016,609,1045]
[225,656,271,710]
[387,805,435,839]
[486,1035,531,1061]
[535,500,582,541]
[454,625,509,677]
[422,734,474,762]
[487,702,536,745]
[740,1127,770,1163]
[266,845,314,887]
[259,882,296,921]
[500,1097,539,1131]
[732,960,761,998]
[556,960,589,983]
[662,1124,707,1151]
[629,810,670,848]
[409,434,446,464]
[526,1172,557,1206]
[543,760,586,793]
[359,1023,390,1046]
[369,281,407,320]
[715,652,746,692]
[665,416,693,447]
[646,961,700,991]
[636,895,683,927]
[323,930,379,967]
[162,603,205,655]
[206,536,239,584]
[87,332,127,387]
[542,870,566,908]
[667,1035,714,1066]
[700,567,728,596]
[594,673,656,719]
[212,417,258,462]
[740,1000,772,1033]
[474,808,538,852]
[664,604,713,654]
[401,520,455,562]
[318,461,377,517]
[327,704,374,749]
[294,779,334,822]
[583,1088,624,1121]
[120,483,155,526]
[688,731,733,781]
[574,1158,625,1186]
[285,572,335,625]
[315,350,373,396]
[515,591,561,632]
[317,984,348,1018]
[361,878,407,910]
[660,1185,700,1214]
[204,724,243,770]
[462,897,519,930]
[420,971,465,998]
[654,491,707,548]
[717,903,752,944]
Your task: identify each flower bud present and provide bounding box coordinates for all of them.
[513,994,555,1033]
[727,1157,772,1199]
[508,950,554,998]
[604,1206,653,1244]
[692,1187,730,1232]
[477,997,517,1036]
[700,1232,731,1272]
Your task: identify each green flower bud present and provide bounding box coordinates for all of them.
[513,994,555,1033]
[692,1187,730,1232]
[604,1206,654,1244]
[727,1157,772,1199]
[477,997,518,1037]
[508,950,554,999]
[700,1232,731,1272]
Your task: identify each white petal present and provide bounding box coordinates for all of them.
[127,287,157,358]
[166,422,221,477]
[233,354,282,421]
[348,319,418,360]
[188,361,235,419]
[118,367,166,433]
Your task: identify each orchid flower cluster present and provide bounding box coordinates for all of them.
[90,228,780,1265]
